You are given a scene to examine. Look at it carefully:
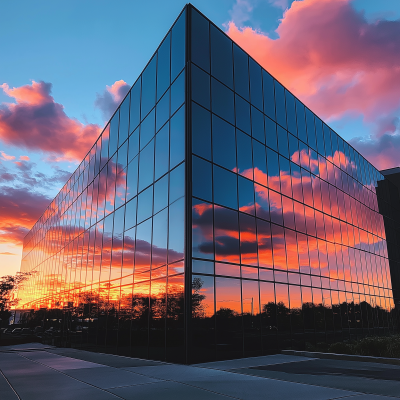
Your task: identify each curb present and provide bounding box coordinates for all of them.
[282,349,400,366]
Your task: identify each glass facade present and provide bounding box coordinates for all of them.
[18,5,399,364]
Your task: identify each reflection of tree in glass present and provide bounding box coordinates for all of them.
[192,277,207,318]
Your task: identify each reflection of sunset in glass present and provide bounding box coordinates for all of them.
[15,5,399,364]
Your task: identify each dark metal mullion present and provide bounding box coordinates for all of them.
[184,4,192,364]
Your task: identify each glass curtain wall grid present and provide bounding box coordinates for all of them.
[18,4,399,364]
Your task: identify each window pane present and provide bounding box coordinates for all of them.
[130,78,141,133]
[154,174,168,214]
[192,64,210,109]
[168,197,184,263]
[210,24,233,88]
[274,80,287,129]
[157,33,171,100]
[155,123,169,181]
[295,99,307,143]
[137,185,153,223]
[212,115,236,170]
[192,102,211,160]
[305,108,317,151]
[211,78,234,125]
[238,176,255,216]
[140,109,155,150]
[249,58,263,111]
[193,156,212,202]
[170,106,185,169]
[141,56,156,118]
[265,117,277,151]
[171,10,185,81]
[253,140,268,187]
[169,163,185,204]
[240,213,258,266]
[135,218,152,273]
[171,70,185,115]
[152,208,168,268]
[257,219,273,268]
[191,8,210,72]
[251,106,264,143]
[156,89,170,132]
[262,70,275,120]
[285,90,296,136]
[233,44,249,100]
[192,260,214,275]
[128,126,139,163]
[125,197,137,231]
[216,278,241,320]
[237,130,253,179]
[119,93,130,145]
[235,95,251,134]
[192,198,214,260]
[138,139,154,192]
[277,126,289,159]
[126,157,138,201]
[109,110,119,157]
[255,184,270,221]
[213,165,238,209]
[214,206,240,263]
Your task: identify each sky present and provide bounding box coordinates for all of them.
[1,0,400,277]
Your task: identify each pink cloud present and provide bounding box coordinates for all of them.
[0,186,51,246]
[0,80,101,162]
[0,151,15,160]
[226,0,400,169]
[19,155,30,161]
[95,80,130,121]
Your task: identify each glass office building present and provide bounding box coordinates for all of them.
[18,5,399,363]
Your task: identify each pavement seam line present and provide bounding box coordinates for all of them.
[196,357,319,371]
[0,367,22,400]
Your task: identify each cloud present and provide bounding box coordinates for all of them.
[226,0,400,169]
[0,80,101,162]
[268,0,288,10]
[0,186,52,246]
[229,0,254,26]
[0,252,15,255]
[0,151,15,160]
[19,155,30,161]
[95,80,130,121]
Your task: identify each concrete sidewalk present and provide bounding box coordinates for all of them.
[0,343,398,399]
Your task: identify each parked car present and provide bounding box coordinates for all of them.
[11,328,22,335]
[3,327,13,334]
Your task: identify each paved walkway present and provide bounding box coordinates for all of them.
[0,343,398,399]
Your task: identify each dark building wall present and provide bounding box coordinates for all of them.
[377,170,400,306]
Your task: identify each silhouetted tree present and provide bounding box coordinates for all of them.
[0,271,33,326]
